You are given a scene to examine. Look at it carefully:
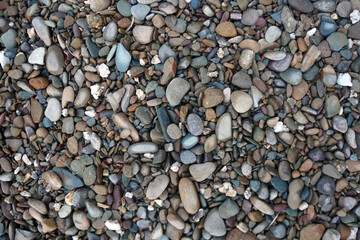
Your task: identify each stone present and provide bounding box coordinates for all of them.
[135,106,153,124]
[180,150,196,164]
[325,95,340,118]
[41,218,57,233]
[215,21,237,37]
[73,211,90,230]
[301,45,320,72]
[239,49,255,69]
[42,170,62,190]
[166,124,182,140]
[158,44,176,62]
[46,45,64,75]
[146,174,169,200]
[289,0,314,13]
[166,78,190,106]
[268,53,293,72]
[133,25,154,44]
[327,32,348,51]
[187,114,203,136]
[313,0,336,12]
[179,178,200,214]
[317,175,335,195]
[28,47,46,65]
[348,22,360,39]
[292,80,309,100]
[103,21,118,42]
[265,26,281,43]
[241,9,259,25]
[52,167,84,190]
[332,116,348,133]
[271,177,288,192]
[28,198,47,215]
[128,142,158,155]
[131,4,151,20]
[44,98,61,122]
[226,228,257,240]
[308,148,325,161]
[30,98,43,124]
[270,224,286,239]
[337,73,352,87]
[279,68,302,85]
[117,0,132,17]
[90,0,110,12]
[115,43,131,72]
[322,229,341,240]
[319,17,338,37]
[281,6,297,33]
[74,88,91,108]
[32,17,51,46]
[232,71,252,89]
[250,197,274,215]
[203,88,224,108]
[300,224,325,240]
[231,91,253,113]
[29,77,49,90]
[216,113,232,141]
[189,162,216,182]
[204,209,226,237]
[322,65,337,87]
[219,198,240,219]
[288,179,304,210]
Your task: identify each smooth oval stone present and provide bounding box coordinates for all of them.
[319,17,338,37]
[181,133,199,149]
[128,142,158,155]
[241,9,259,26]
[115,43,131,72]
[270,224,287,239]
[133,25,154,44]
[317,175,335,195]
[264,51,286,60]
[146,174,169,200]
[74,88,91,108]
[131,4,150,20]
[28,198,47,215]
[32,17,51,46]
[288,179,304,210]
[265,26,282,43]
[268,53,292,73]
[179,178,200,214]
[232,71,252,89]
[216,113,232,141]
[332,116,348,133]
[180,150,196,164]
[187,114,203,136]
[218,198,240,219]
[325,95,340,118]
[46,45,64,75]
[270,177,288,193]
[103,21,118,42]
[1,29,17,50]
[250,197,274,215]
[44,98,61,122]
[327,32,348,52]
[204,208,226,237]
[189,162,216,182]
[231,91,253,113]
[117,0,132,17]
[166,78,190,106]
[314,0,336,12]
[279,68,302,85]
[308,148,325,161]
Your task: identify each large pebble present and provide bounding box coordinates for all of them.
[133,25,154,44]
[45,98,61,122]
[32,17,52,46]
[231,91,253,113]
[216,113,232,141]
[46,45,64,75]
[179,178,200,214]
[115,43,131,72]
[146,174,169,200]
[166,78,190,106]
[204,208,226,237]
[288,179,304,210]
[128,142,158,155]
[189,162,216,182]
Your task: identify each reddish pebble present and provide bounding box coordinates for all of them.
[256,17,266,27]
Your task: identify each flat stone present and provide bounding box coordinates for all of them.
[279,68,302,85]
[28,47,46,65]
[226,228,257,240]
[203,88,224,108]
[52,167,84,190]
[131,4,151,20]
[165,16,186,33]
[146,174,169,200]
[42,170,62,190]
[28,198,47,215]
[239,49,255,69]
[215,21,237,37]
[117,0,132,17]
[327,32,348,51]
[325,95,340,118]
[32,17,51,46]
[300,224,325,240]
[231,91,253,113]
[301,45,320,72]
[128,142,158,155]
[135,106,153,124]
[187,114,203,136]
[250,197,274,215]
[289,0,314,13]
[189,162,216,182]
[179,178,200,214]
[73,211,90,230]
[74,88,91,109]
[232,71,252,89]
[265,26,281,43]
[115,43,131,72]
[180,150,196,164]
[90,0,110,12]
[103,21,118,42]
[268,53,293,72]
[308,148,325,161]
[133,25,154,44]
[216,113,232,141]
[166,78,190,106]
[288,179,304,210]
[314,0,336,12]
[317,175,335,195]
[46,45,64,75]
[218,198,240,219]
[45,98,61,122]
[204,209,226,237]
[348,22,360,39]
[332,116,348,133]
[241,9,259,26]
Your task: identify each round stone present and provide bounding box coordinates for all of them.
[231,91,253,113]
[187,114,204,136]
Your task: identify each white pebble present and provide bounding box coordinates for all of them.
[98,63,110,78]
[90,84,104,100]
[273,122,289,133]
[350,9,360,24]
[337,73,352,87]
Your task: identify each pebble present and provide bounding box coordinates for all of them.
[289,0,314,13]
[46,45,64,75]
[219,198,240,219]
[90,0,110,12]
[44,98,61,122]
[73,211,90,230]
[241,9,259,26]
[133,25,154,44]
[32,17,51,46]
[103,22,118,42]
[146,174,169,200]
[28,47,46,65]
[115,43,131,72]
[216,113,232,141]
[42,170,62,190]
[28,198,47,215]
[180,150,197,164]
[189,162,216,182]
[166,78,190,106]
[215,21,237,37]
[179,178,200,214]
[300,224,325,240]
[204,208,226,237]
[279,68,302,85]
[265,26,281,43]
[52,167,84,190]
[187,114,203,136]
[231,91,253,113]
[325,95,340,118]
[128,142,158,155]
[317,175,335,195]
[288,179,304,210]
[131,4,151,20]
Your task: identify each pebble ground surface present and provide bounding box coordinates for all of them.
[1,0,360,239]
